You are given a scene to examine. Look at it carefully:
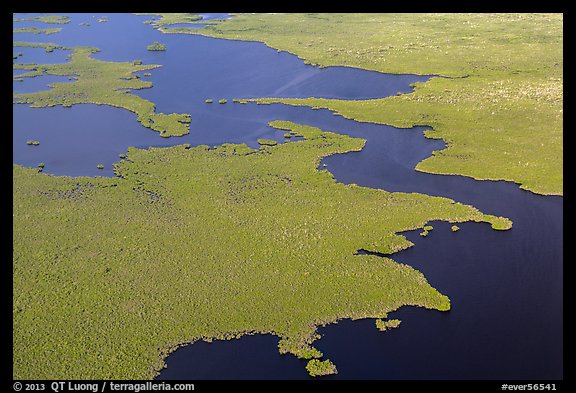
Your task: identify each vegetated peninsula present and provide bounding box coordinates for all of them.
[136,13,202,27]
[13,15,70,24]
[13,121,511,379]
[12,42,190,137]
[172,13,562,196]
[13,27,62,35]
[136,13,223,33]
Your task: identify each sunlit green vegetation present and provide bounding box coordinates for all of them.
[278,336,322,360]
[424,225,433,231]
[135,13,202,27]
[306,359,337,377]
[218,99,227,104]
[14,15,70,24]
[26,140,40,146]
[376,318,401,331]
[184,13,562,195]
[205,99,213,103]
[146,42,167,51]
[13,41,64,53]
[451,225,460,232]
[13,43,190,137]
[257,138,278,146]
[13,27,62,35]
[96,164,104,169]
[13,120,511,379]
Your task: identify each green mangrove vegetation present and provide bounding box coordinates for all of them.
[306,359,337,377]
[13,42,191,137]
[13,41,64,53]
[146,42,167,51]
[26,140,40,146]
[13,27,62,35]
[219,99,227,104]
[205,99,213,103]
[13,120,511,379]
[14,15,70,24]
[257,138,278,146]
[182,13,562,196]
[136,13,223,34]
[451,225,460,232]
[375,318,401,331]
[135,13,202,27]
[96,164,104,169]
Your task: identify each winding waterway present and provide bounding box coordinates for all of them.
[13,13,562,379]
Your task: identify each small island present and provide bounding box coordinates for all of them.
[147,42,167,51]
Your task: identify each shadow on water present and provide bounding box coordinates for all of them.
[12,13,562,380]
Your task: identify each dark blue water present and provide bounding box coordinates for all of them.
[13,13,562,380]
